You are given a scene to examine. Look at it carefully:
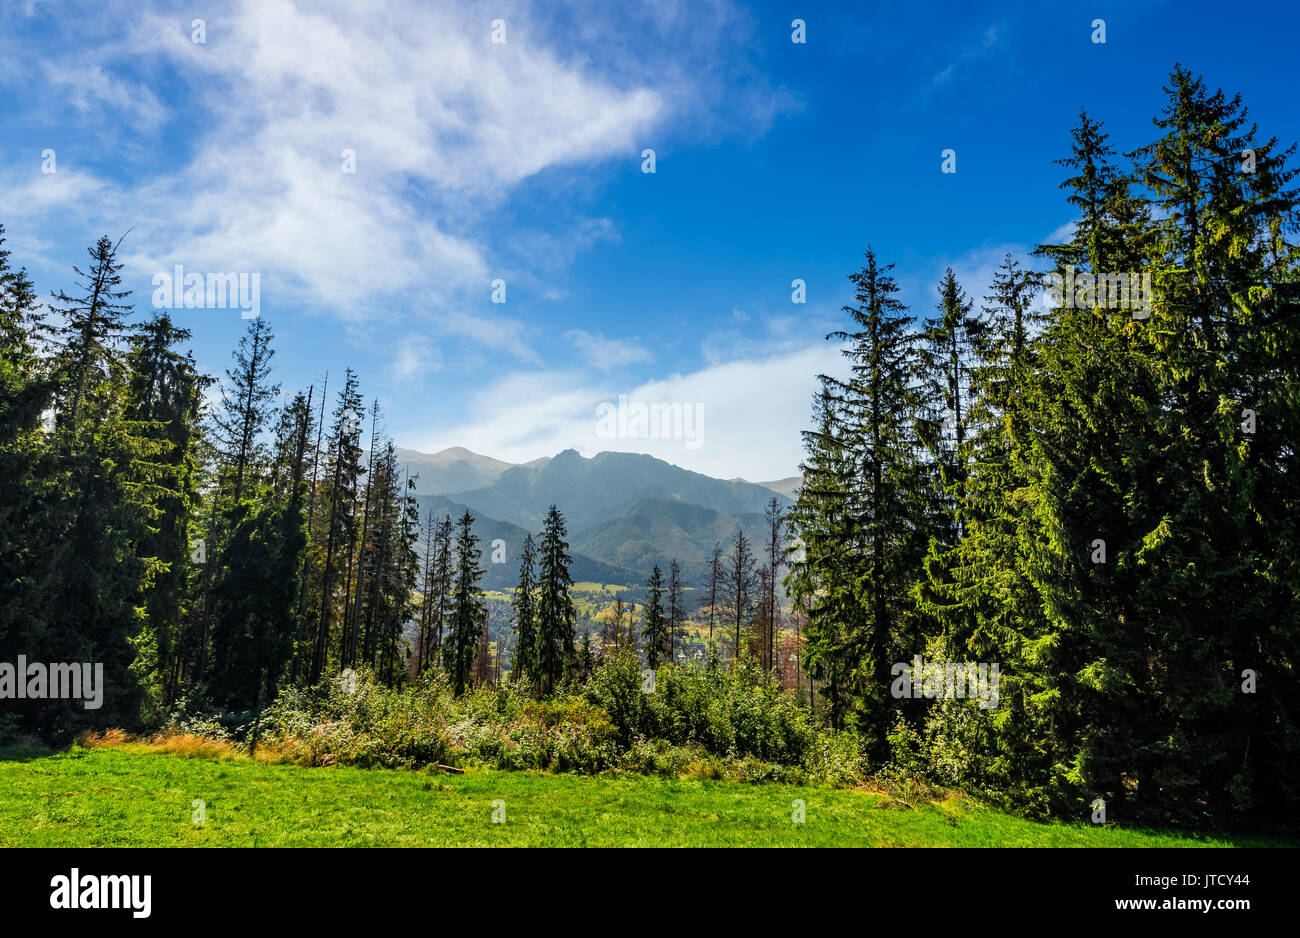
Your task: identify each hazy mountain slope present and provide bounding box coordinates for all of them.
[571,497,774,586]
[449,449,792,531]
[416,495,640,588]
[396,447,516,496]
[758,476,802,498]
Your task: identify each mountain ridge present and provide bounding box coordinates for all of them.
[446,448,792,530]
[397,445,797,499]
[403,446,796,588]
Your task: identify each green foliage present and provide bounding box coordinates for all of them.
[167,658,866,785]
[510,532,538,688]
[790,69,1300,824]
[446,510,484,694]
[787,248,933,746]
[642,564,667,668]
[209,498,305,708]
[584,646,855,780]
[261,670,455,770]
[536,504,577,694]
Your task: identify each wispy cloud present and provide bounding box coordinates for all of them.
[932,25,1002,87]
[565,329,653,371]
[440,311,541,365]
[388,336,441,381]
[3,0,668,349]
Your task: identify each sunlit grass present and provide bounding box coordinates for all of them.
[0,746,1284,847]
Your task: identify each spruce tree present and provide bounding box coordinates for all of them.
[38,234,157,730]
[308,369,363,683]
[424,514,455,670]
[446,510,484,694]
[211,316,279,510]
[667,558,685,666]
[643,565,667,668]
[827,248,929,751]
[762,498,786,672]
[209,494,306,708]
[46,234,134,445]
[511,533,538,688]
[1116,67,1300,818]
[124,313,205,710]
[724,528,756,668]
[916,268,979,540]
[786,389,862,729]
[536,504,577,695]
[0,225,51,678]
[700,543,723,642]
[344,401,381,670]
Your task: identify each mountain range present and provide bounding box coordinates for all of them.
[400,447,798,589]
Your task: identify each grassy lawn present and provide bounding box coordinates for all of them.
[0,746,1284,847]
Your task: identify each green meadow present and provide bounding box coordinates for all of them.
[0,746,1284,848]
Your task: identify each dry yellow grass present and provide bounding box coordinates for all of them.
[77,728,288,762]
[77,727,130,748]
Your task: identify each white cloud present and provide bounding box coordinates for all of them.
[441,311,540,364]
[414,342,849,480]
[1045,220,1078,244]
[388,337,441,381]
[565,329,653,371]
[40,61,166,132]
[7,0,668,357]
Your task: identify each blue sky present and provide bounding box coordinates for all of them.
[2,0,1297,480]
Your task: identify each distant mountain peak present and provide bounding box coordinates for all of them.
[759,476,803,498]
[398,443,796,587]
[394,446,518,496]
[445,446,791,531]
[397,442,796,509]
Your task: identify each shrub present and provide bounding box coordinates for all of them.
[121,659,868,788]
[259,670,454,769]
[588,650,820,766]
